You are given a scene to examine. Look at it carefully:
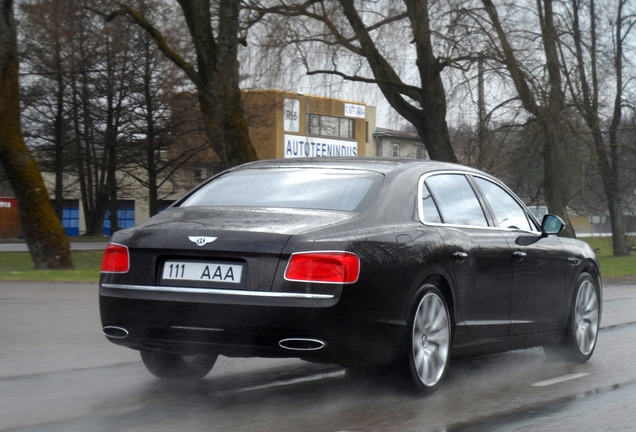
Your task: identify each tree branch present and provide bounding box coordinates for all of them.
[111,2,200,87]
[306,69,423,95]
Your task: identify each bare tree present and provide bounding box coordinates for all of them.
[115,1,211,216]
[20,0,70,221]
[562,0,633,255]
[21,0,207,231]
[112,0,258,170]
[63,0,131,235]
[480,0,576,237]
[0,0,72,268]
[123,51,210,216]
[248,0,463,162]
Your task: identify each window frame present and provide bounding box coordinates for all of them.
[392,143,400,157]
[417,171,540,232]
[308,113,355,140]
[471,177,539,232]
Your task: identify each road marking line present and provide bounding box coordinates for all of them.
[226,370,346,394]
[531,373,589,387]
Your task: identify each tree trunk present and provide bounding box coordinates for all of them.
[540,115,576,238]
[53,36,65,221]
[143,41,159,217]
[568,0,628,255]
[0,0,73,269]
[178,0,257,170]
[538,0,575,238]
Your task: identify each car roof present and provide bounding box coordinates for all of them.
[231,157,484,176]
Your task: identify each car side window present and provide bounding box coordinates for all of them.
[425,174,488,227]
[421,182,442,223]
[474,177,536,232]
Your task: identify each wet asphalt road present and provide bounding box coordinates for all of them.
[1,281,636,431]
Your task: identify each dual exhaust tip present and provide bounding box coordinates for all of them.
[102,326,129,339]
[103,326,325,351]
[278,338,325,351]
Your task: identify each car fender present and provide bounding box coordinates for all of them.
[399,263,458,329]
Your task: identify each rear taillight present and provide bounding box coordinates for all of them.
[101,243,130,273]
[284,252,360,284]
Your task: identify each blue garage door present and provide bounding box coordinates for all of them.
[103,200,135,236]
[51,199,80,236]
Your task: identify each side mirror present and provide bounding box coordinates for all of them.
[541,214,566,236]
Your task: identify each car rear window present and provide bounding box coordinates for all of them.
[179,168,384,212]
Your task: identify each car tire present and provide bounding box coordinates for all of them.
[544,272,600,363]
[405,284,452,392]
[140,351,218,379]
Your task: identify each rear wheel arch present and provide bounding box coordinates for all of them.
[403,271,456,330]
[423,275,455,329]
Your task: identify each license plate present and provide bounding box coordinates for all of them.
[162,261,243,284]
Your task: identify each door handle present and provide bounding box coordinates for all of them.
[453,251,468,263]
[568,257,582,266]
[513,251,527,262]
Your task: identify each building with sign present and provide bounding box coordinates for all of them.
[242,90,376,160]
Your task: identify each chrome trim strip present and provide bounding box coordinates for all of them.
[101,283,335,299]
[171,326,224,332]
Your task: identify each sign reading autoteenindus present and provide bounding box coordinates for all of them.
[284,134,358,158]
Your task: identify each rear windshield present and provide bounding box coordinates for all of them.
[179,168,384,212]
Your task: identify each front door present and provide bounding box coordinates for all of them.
[503,233,566,335]
[472,177,566,335]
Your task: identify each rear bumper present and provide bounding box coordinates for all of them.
[99,284,404,366]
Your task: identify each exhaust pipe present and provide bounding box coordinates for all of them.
[279,338,326,351]
[102,326,129,339]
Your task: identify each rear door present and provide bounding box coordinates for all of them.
[423,173,512,338]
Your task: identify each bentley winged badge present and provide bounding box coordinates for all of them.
[188,236,217,247]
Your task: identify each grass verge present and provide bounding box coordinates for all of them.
[579,237,636,279]
[0,250,102,282]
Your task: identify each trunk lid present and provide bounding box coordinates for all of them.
[122,207,354,291]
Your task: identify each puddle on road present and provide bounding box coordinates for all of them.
[445,380,633,431]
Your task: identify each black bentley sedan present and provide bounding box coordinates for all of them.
[100,158,601,391]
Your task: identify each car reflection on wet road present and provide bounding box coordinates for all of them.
[1,281,636,431]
